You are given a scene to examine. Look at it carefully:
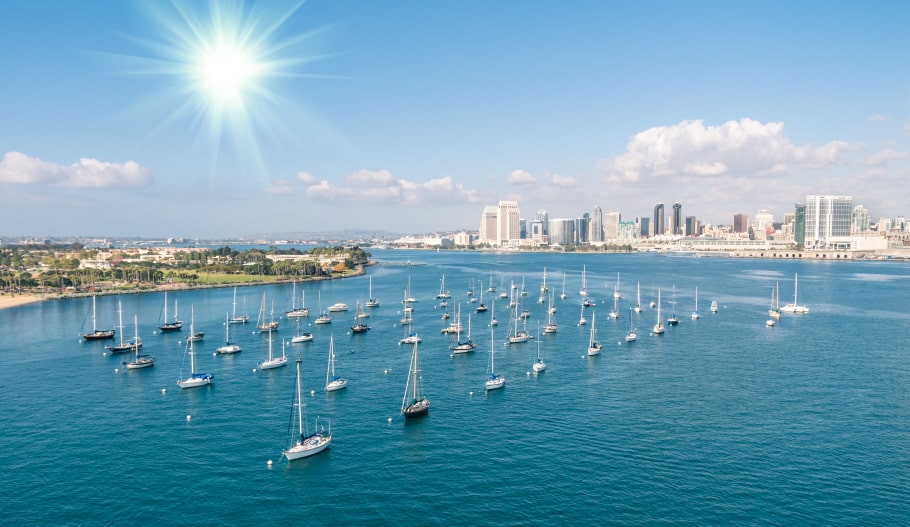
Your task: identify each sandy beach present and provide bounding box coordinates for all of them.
[0,294,46,310]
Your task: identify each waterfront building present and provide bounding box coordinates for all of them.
[528,219,546,244]
[685,216,698,237]
[638,217,650,238]
[733,213,749,234]
[497,200,521,246]
[548,219,575,246]
[591,206,604,243]
[805,195,852,250]
[575,214,590,245]
[671,202,683,235]
[654,203,665,236]
[479,206,498,244]
[852,205,870,233]
[617,221,637,240]
[794,203,806,247]
[535,210,549,236]
[604,212,621,239]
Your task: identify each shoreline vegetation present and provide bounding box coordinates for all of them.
[0,245,370,311]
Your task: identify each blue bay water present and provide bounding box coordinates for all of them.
[2,251,909,525]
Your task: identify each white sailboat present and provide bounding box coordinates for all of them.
[560,272,567,300]
[324,335,347,391]
[484,324,504,391]
[125,315,155,369]
[587,312,602,356]
[82,294,116,341]
[489,299,498,326]
[538,267,548,304]
[653,289,665,335]
[579,265,588,297]
[229,287,249,324]
[436,274,450,299]
[401,340,429,417]
[634,282,643,313]
[257,293,279,332]
[613,272,621,300]
[216,312,242,354]
[365,275,380,307]
[314,291,332,325]
[177,307,213,388]
[258,329,288,370]
[286,281,309,319]
[608,291,620,319]
[452,311,477,353]
[769,282,781,319]
[625,307,637,342]
[780,273,809,314]
[691,287,701,319]
[710,300,718,314]
[543,294,557,334]
[506,300,531,344]
[282,358,331,461]
[291,317,314,343]
[533,324,546,372]
[578,303,587,326]
[476,282,488,312]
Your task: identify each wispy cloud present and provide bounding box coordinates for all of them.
[263,178,297,194]
[302,169,480,205]
[296,171,316,184]
[864,148,910,166]
[0,151,151,188]
[866,113,887,123]
[506,169,536,186]
[597,119,848,183]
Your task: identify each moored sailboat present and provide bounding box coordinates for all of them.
[484,323,505,391]
[258,329,288,370]
[82,295,115,341]
[124,315,155,369]
[158,292,183,332]
[107,300,140,353]
[587,312,602,356]
[324,335,347,391]
[176,307,213,388]
[780,273,809,314]
[216,312,242,354]
[401,340,429,417]
[653,289,665,335]
[229,287,250,324]
[282,358,332,461]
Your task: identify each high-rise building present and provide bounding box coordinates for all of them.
[653,203,665,236]
[638,217,650,238]
[548,219,575,246]
[528,219,546,243]
[575,214,590,245]
[604,212,621,239]
[794,203,806,247]
[733,213,749,233]
[671,202,682,235]
[479,206,498,244]
[497,200,521,245]
[535,210,549,236]
[685,216,698,236]
[519,219,527,240]
[805,195,852,249]
[852,205,870,233]
[591,206,604,242]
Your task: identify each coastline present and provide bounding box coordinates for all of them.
[0,265,369,311]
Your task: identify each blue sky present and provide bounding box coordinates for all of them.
[1,0,908,238]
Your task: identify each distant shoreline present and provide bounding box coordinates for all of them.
[0,265,368,311]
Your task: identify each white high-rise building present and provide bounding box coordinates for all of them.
[805,195,853,250]
[852,205,870,233]
[591,206,604,242]
[479,206,498,244]
[497,201,520,245]
[603,212,621,239]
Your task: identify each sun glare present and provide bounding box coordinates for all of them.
[199,45,257,104]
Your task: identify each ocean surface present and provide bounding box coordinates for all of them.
[2,250,909,525]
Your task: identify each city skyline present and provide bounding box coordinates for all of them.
[2,1,910,237]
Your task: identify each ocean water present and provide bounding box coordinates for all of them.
[2,250,909,525]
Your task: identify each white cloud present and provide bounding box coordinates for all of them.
[864,148,910,166]
[866,113,887,123]
[296,171,316,185]
[0,151,151,188]
[507,169,536,186]
[264,179,296,195]
[305,169,479,205]
[597,119,848,183]
[548,173,578,187]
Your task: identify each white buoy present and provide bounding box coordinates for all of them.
[267,459,273,467]
[387,417,392,424]
[384,369,388,374]
[526,371,530,376]
[469,391,474,396]
[310,390,315,396]
[186,415,191,421]
[252,368,257,373]
[114,368,119,373]
[161,388,166,394]
[618,341,621,346]
[102,352,107,357]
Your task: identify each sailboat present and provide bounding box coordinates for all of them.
[350,302,371,333]
[538,267,548,304]
[124,315,155,369]
[780,273,809,314]
[256,293,279,332]
[401,341,429,417]
[489,299,498,326]
[282,358,331,461]
[436,274,450,299]
[229,287,250,324]
[177,307,213,388]
[608,290,620,319]
[451,312,477,353]
[587,312,602,356]
[667,285,680,326]
[487,272,496,294]
[399,329,421,345]
[258,328,288,370]
[314,291,332,325]
[766,286,778,327]
[633,282,643,313]
[365,275,380,307]
[476,282,488,312]
[107,300,139,353]
[653,289,665,335]
[579,265,588,297]
[578,303,587,326]
[710,300,718,314]
[286,281,309,319]
[613,272,621,300]
[506,300,531,344]
[533,324,546,372]
[216,312,242,354]
[543,294,557,334]
[324,335,347,391]
[769,282,781,319]
[158,292,183,332]
[691,287,701,319]
[625,307,637,342]
[560,272,567,300]
[484,323,504,391]
[81,295,115,341]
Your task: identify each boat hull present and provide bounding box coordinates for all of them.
[126,358,155,369]
[259,358,288,370]
[291,334,313,343]
[284,435,331,461]
[402,399,429,418]
[177,374,213,389]
[485,377,505,390]
[325,379,347,392]
[216,344,242,354]
[83,330,115,341]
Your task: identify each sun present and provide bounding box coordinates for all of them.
[198,44,257,105]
